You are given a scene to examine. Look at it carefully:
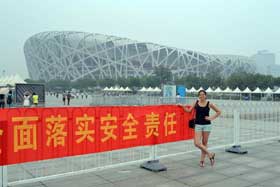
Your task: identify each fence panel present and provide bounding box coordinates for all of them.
[4,100,280,186]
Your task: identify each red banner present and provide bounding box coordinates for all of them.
[0,105,194,166]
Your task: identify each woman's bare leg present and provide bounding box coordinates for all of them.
[201,131,210,162]
[194,131,212,158]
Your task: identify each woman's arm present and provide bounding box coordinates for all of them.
[181,101,196,113]
[205,103,221,121]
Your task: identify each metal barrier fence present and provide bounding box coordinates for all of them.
[90,95,280,106]
[1,100,280,187]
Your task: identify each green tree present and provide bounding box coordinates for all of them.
[71,78,97,89]
[226,72,248,90]
[175,74,201,88]
[274,77,280,87]
[98,78,116,87]
[140,75,160,87]
[46,79,71,90]
[153,65,172,84]
[127,77,141,88]
[116,77,128,87]
[204,71,224,88]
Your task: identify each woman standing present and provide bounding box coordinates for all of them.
[23,92,31,107]
[182,90,221,167]
[32,92,39,107]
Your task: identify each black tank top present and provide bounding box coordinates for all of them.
[195,100,211,125]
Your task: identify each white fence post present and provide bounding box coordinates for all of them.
[234,110,240,145]
[276,107,280,142]
[226,110,248,154]
[151,145,157,160]
[0,166,7,187]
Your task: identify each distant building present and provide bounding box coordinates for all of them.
[24,31,255,81]
[251,50,280,76]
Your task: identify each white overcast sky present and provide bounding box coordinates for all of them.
[1,0,280,78]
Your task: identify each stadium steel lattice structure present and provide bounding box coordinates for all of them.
[24,31,255,81]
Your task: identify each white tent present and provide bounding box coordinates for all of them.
[274,88,280,94]
[109,86,114,91]
[112,86,120,91]
[139,87,147,92]
[264,87,273,94]
[0,87,9,94]
[197,87,204,91]
[147,87,154,92]
[154,87,161,92]
[188,87,197,93]
[125,87,132,91]
[103,87,109,91]
[223,87,233,93]
[242,87,252,93]
[232,87,242,93]
[13,74,26,84]
[206,87,214,93]
[119,87,125,91]
[252,87,262,94]
[214,87,223,93]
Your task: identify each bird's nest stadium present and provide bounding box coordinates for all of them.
[24,31,255,81]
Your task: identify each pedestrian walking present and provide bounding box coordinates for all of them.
[0,94,5,108]
[6,90,13,108]
[62,92,66,105]
[67,91,71,105]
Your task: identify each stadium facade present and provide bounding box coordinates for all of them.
[24,31,255,81]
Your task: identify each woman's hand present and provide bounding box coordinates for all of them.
[205,116,214,121]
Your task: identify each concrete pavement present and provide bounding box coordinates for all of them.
[12,140,280,187]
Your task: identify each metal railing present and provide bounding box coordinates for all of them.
[1,100,280,187]
[90,95,280,106]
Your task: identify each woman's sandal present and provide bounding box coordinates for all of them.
[199,161,205,167]
[209,153,215,166]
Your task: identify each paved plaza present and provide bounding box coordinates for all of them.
[10,140,280,187]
